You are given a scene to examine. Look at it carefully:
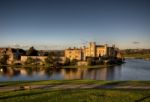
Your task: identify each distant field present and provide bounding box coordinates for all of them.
[124,54,150,59]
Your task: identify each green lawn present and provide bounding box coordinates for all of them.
[0,89,150,102]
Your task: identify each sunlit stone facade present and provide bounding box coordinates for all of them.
[65,42,117,61]
[65,48,82,60]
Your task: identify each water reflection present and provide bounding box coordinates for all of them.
[0,67,20,78]
[0,59,150,81]
[0,66,119,81]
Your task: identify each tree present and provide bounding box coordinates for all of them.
[64,58,70,66]
[70,59,77,65]
[26,46,38,56]
[24,57,35,65]
[45,52,60,67]
[0,54,9,65]
[87,58,94,66]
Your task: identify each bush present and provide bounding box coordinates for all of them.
[87,58,95,66]
[70,59,77,65]
[64,58,70,66]
[24,57,36,65]
[0,54,9,65]
[95,60,104,65]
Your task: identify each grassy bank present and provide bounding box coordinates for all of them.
[0,80,150,102]
[0,80,108,86]
[1,80,150,87]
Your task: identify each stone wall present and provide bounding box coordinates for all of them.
[21,56,47,64]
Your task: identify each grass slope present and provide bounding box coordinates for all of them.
[0,80,150,102]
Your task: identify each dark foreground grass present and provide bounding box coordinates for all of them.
[0,89,150,102]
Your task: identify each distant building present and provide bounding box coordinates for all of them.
[0,43,123,65]
[65,42,118,61]
[0,48,26,64]
[65,48,82,60]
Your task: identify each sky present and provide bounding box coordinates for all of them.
[0,0,150,50]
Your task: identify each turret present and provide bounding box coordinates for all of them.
[90,42,96,57]
[104,44,108,56]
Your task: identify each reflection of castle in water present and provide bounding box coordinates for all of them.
[20,68,28,76]
[0,67,20,78]
[0,67,49,78]
[60,66,122,80]
[0,65,122,80]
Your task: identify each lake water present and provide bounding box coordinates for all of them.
[0,59,150,81]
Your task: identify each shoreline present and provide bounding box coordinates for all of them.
[0,63,124,69]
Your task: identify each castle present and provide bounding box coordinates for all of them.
[65,42,118,61]
[0,42,123,66]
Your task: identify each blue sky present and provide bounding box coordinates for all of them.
[0,0,150,50]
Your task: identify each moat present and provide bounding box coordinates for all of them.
[0,59,150,81]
